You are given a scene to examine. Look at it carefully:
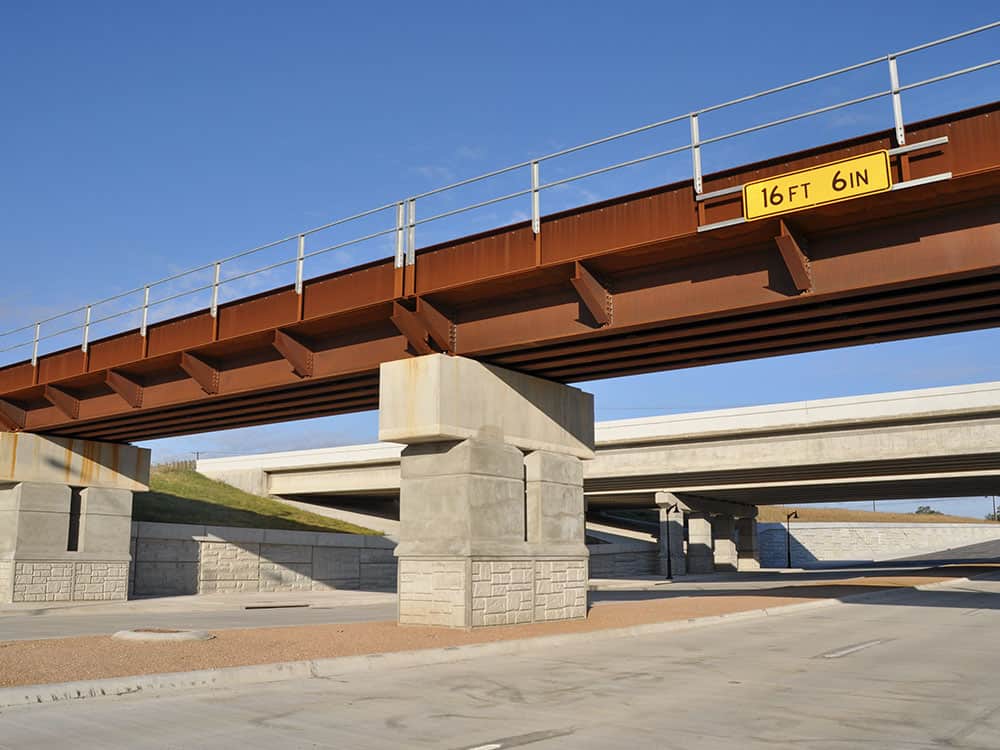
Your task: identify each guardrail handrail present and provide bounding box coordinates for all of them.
[2,21,997,365]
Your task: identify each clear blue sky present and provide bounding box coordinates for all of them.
[2,3,998,516]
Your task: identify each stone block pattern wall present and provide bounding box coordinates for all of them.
[398,559,468,628]
[73,562,128,601]
[759,522,1000,567]
[10,561,127,602]
[533,559,587,622]
[130,523,398,597]
[471,560,534,626]
[400,557,587,628]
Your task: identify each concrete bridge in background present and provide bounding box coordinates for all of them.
[200,379,1000,509]
[198,379,1000,580]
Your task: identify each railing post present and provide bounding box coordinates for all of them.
[81,306,92,353]
[31,322,40,366]
[395,201,406,269]
[295,234,305,295]
[689,113,703,194]
[406,198,417,267]
[140,285,150,337]
[210,262,221,318]
[888,55,906,146]
[531,161,541,235]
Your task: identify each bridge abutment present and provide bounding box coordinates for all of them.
[0,433,149,604]
[380,354,593,628]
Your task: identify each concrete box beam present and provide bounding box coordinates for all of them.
[0,433,150,491]
[379,354,594,459]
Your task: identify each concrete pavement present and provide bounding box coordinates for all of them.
[2,574,999,748]
[0,590,397,641]
[2,552,996,641]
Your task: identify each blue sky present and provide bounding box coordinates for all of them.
[1,3,998,517]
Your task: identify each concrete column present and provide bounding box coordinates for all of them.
[686,512,715,574]
[0,433,150,604]
[736,516,760,571]
[381,354,593,628]
[711,515,737,572]
[654,492,686,578]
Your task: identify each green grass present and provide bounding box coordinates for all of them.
[133,467,380,535]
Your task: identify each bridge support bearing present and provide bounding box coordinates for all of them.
[711,516,738,572]
[381,354,593,628]
[736,517,761,571]
[0,433,150,604]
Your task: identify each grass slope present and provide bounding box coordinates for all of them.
[133,467,380,535]
[757,504,992,524]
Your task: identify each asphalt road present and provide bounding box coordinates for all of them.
[3,574,999,749]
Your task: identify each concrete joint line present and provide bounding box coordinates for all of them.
[1,572,995,709]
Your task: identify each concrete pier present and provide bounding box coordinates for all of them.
[712,516,738,572]
[736,517,761,571]
[0,433,149,603]
[380,354,592,628]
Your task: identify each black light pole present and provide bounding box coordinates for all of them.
[992,495,997,522]
[786,510,799,568]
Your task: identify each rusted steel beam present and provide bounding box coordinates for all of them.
[0,105,996,440]
[0,399,25,430]
[493,275,1000,368]
[272,329,315,378]
[415,297,454,353]
[536,305,1000,382]
[570,262,612,327]
[105,369,143,409]
[179,352,220,395]
[774,220,812,293]
[491,282,1000,374]
[43,385,80,420]
[47,373,380,438]
[390,302,451,355]
[87,393,380,442]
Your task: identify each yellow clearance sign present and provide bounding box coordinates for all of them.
[743,151,892,221]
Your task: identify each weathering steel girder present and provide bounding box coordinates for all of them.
[0,104,998,441]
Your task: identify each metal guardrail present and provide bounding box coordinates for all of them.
[2,21,998,366]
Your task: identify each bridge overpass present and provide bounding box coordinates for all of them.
[198,380,1000,510]
[1,26,998,625]
[0,29,997,441]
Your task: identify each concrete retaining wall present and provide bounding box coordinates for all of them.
[588,539,658,578]
[128,522,655,598]
[129,523,397,597]
[759,522,1000,567]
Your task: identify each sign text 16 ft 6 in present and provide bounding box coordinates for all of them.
[743,151,892,221]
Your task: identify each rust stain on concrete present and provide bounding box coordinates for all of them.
[9,432,18,479]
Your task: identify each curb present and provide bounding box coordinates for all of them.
[0,571,993,709]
